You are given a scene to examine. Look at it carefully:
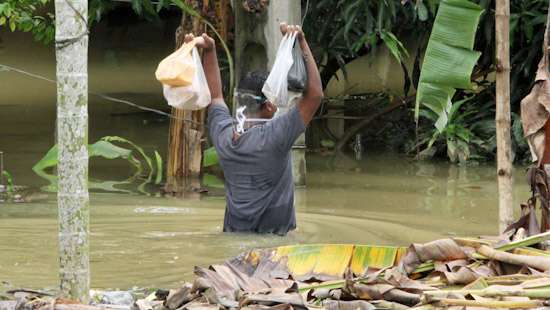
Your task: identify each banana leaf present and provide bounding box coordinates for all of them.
[415,0,483,132]
[203,147,219,168]
[32,140,136,173]
[244,244,407,282]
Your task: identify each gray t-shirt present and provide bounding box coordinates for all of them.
[207,102,306,235]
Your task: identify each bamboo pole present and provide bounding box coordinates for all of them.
[54,0,90,302]
[478,245,550,271]
[435,298,546,308]
[425,287,550,299]
[495,0,514,233]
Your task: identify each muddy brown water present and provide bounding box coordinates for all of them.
[0,28,531,290]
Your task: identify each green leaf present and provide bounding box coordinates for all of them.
[203,147,219,168]
[320,139,336,149]
[156,0,166,12]
[170,0,200,18]
[415,0,483,132]
[9,19,15,31]
[32,145,59,173]
[131,0,143,15]
[4,4,12,17]
[89,140,132,159]
[417,1,429,21]
[22,21,33,32]
[142,0,157,16]
[343,0,362,43]
[447,97,466,121]
[1,171,14,193]
[101,136,153,173]
[0,16,5,26]
[203,173,224,189]
[380,30,409,63]
[33,140,135,173]
[154,151,163,184]
[376,2,385,33]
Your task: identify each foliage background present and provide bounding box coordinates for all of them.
[2,0,548,163]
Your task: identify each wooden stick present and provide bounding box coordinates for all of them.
[495,0,514,233]
[55,304,126,310]
[478,245,550,271]
[425,287,550,299]
[435,298,546,308]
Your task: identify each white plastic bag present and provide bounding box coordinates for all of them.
[162,47,211,110]
[262,32,297,107]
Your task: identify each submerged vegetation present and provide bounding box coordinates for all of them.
[0,170,15,202]
[32,136,163,193]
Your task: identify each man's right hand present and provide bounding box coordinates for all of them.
[184,33,215,51]
[280,23,304,42]
[185,33,223,102]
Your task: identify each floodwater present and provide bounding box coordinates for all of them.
[0,24,531,290]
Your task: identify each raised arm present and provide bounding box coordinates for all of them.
[184,33,223,103]
[281,24,324,125]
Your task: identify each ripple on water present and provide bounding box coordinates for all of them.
[133,207,195,214]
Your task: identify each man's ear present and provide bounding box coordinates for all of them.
[266,102,276,112]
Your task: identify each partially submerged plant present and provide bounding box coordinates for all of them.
[0,170,15,201]
[33,136,163,194]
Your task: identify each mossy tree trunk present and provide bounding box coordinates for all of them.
[54,0,90,302]
[495,0,514,233]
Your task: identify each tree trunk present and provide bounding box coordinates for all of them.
[54,0,90,302]
[165,0,232,194]
[495,0,514,233]
[166,1,206,194]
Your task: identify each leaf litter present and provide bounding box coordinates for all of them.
[5,229,550,309]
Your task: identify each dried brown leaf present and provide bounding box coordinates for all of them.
[324,300,375,310]
[165,284,195,310]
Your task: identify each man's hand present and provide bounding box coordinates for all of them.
[183,33,215,51]
[280,23,304,41]
[184,33,223,101]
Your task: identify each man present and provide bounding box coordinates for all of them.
[186,24,323,235]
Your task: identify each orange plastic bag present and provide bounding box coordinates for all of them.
[155,40,197,87]
[162,47,211,110]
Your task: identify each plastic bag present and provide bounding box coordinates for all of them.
[288,40,307,92]
[262,32,297,107]
[162,47,211,110]
[155,41,196,87]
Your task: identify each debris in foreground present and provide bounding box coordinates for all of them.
[3,231,550,309]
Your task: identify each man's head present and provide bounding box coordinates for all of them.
[236,71,277,119]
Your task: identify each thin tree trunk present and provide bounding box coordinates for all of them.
[495,0,514,233]
[54,0,90,302]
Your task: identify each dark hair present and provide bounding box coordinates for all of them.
[237,71,269,97]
